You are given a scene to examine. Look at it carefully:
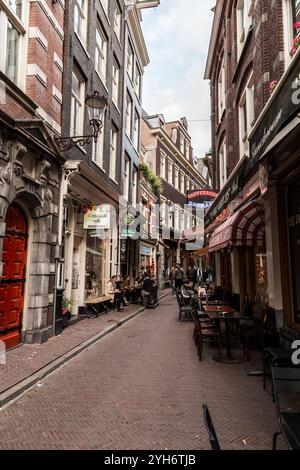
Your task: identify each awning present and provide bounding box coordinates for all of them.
[193,246,209,257]
[209,200,265,253]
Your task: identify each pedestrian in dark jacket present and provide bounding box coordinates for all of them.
[186,265,197,288]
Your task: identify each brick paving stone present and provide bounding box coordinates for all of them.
[0,295,293,450]
[0,293,167,394]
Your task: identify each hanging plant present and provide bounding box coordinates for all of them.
[269,80,278,94]
[290,22,300,56]
[140,163,163,195]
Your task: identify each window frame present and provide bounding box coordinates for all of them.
[109,124,118,182]
[95,22,108,85]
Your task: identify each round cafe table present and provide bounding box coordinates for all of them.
[203,308,248,364]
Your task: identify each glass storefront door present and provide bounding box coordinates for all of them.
[85,230,104,300]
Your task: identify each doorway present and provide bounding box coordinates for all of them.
[0,204,28,348]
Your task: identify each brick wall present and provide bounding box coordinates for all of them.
[209,0,288,188]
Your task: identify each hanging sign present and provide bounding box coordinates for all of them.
[83,204,111,229]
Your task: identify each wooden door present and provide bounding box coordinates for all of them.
[0,204,27,348]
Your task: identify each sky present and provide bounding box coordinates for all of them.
[141,0,216,158]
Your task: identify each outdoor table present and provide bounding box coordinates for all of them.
[85,295,112,317]
[206,300,230,306]
[205,310,248,364]
[203,305,235,314]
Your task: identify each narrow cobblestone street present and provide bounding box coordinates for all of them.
[0,295,285,450]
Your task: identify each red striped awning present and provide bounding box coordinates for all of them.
[209,201,265,253]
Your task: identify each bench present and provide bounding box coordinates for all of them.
[85,295,113,317]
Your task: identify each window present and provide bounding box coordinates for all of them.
[112,58,120,107]
[174,165,179,190]
[4,1,23,19]
[134,65,141,99]
[70,67,85,137]
[132,166,138,206]
[160,152,166,179]
[238,73,254,159]
[100,0,108,13]
[218,58,226,120]
[74,0,88,44]
[125,93,133,138]
[123,156,130,200]
[127,41,134,82]
[186,177,190,192]
[185,140,189,159]
[174,206,180,232]
[168,159,173,185]
[92,122,105,169]
[180,133,185,154]
[114,1,122,42]
[109,125,118,181]
[236,0,252,58]
[133,111,140,151]
[283,0,300,68]
[171,128,178,144]
[95,23,108,83]
[5,20,20,84]
[0,2,26,88]
[219,139,227,189]
[180,171,185,194]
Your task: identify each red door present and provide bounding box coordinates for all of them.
[0,204,27,349]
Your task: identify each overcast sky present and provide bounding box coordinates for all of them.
[141,0,216,158]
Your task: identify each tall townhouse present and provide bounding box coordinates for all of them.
[0,0,64,348]
[205,0,300,336]
[141,113,207,287]
[119,0,159,280]
[58,0,126,317]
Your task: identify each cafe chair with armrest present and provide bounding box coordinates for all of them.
[271,366,300,450]
[202,404,221,450]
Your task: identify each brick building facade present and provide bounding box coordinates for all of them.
[0,0,64,347]
[205,0,300,333]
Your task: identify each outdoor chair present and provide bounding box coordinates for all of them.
[271,366,300,450]
[191,305,222,361]
[175,291,192,322]
[202,404,221,450]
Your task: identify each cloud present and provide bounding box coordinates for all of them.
[141,0,215,156]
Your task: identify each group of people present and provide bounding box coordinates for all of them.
[169,264,213,294]
[105,270,158,311]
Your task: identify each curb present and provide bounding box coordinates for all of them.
[0,291,171,409]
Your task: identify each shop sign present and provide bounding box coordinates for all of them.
[140,244,152,256]
[83,204,111,230]
[250,57,300,164]
[205,160,246,227]
[187,189,218,210]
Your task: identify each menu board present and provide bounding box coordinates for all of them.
[288,180,300,324]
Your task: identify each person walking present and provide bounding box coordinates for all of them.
[186,264,197,289]
[173,264,184,291]
[169,266,176,295]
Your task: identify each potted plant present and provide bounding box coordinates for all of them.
[61,296,72,326]
[290,22,300,56]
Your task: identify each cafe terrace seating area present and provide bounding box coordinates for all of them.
[175,282,300,450]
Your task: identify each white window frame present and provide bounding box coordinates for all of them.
[0,1,28,89]
[109,125,118,182]
[160,151,166,180]
[100,0,108,14]
[180,171,185,194]
[125,93,133,139]
[70,67,85,137]
[167,159,173,185]
[92,121,105,170]
[134,64,141,99]
[180,133,184,155]
[133,110,140,151]
[236,0,252,59]
[131,166,138,206]
[282,0,300,69]
[114,1,122,43]
[112,57,120,108]
[174,165,179,190]
[123,155,130,200]
[219,138,227,189]
[218,57,226,121]
[74,0,88,45]
[238,73,254,159]
[127,40,134,82]
[95,23,108,84]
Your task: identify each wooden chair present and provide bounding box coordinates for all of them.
[191,306,222,361]
[202,404,221,450]
[271,366,300,450]
[175,291,192,322]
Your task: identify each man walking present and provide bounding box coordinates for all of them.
[186,264,197,289]
[173,264,184,291]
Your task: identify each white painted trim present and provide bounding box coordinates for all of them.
[27,63,47,86]
[29,26,48,50]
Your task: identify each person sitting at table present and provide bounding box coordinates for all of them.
[106,275,128,311]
